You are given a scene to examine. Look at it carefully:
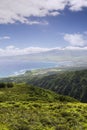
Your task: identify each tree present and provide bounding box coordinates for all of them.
[7,82,14,88]
[0,83,6,88]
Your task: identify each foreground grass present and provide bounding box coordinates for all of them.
[0,83,87,130]
[0,102,87,130]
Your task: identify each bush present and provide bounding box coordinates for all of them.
[7,82,14,88]
[0,83,6,88]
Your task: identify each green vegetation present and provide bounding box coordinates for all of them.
[0,83,87,130]
[0,82,13,88]
[26,69,87,102]
[0,83,77,103]
[1,69,87,102]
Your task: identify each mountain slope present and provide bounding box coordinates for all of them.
[1,69,87,102]
[26,69,87,102]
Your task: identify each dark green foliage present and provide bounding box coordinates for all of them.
[7,82,14,88]
[0,82,6,88]
[0,82,14,88]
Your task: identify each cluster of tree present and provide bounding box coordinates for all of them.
[0,82,14,88]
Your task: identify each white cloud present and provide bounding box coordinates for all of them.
[0,0,67,24]
[0,45,87,56]
[0,46,60,56]
[64,46,87,50]
[68,0,87,11]
[0,36,10,40]
[0,0,87,25]
[64,33,87,46]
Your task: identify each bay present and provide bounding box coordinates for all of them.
[0,60,59,77]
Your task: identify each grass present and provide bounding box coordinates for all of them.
[0,102,87,130]
[0,83,87,130]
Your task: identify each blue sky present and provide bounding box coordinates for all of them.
[0,0,87,56]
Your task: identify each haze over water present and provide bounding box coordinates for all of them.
[0,60,60,77]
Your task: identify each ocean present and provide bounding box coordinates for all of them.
[0,60,59,77]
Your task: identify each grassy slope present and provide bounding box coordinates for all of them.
[0,83,87,130]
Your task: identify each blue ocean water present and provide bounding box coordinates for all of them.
[0,60,59,77]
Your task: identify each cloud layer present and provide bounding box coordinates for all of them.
[0,0,87,24]
[0,46,56,56]
[0,45,87,56]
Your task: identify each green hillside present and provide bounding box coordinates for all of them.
[0,83,87,130]
[1,69,87,102]
[0,83,77,102]
[26,69,87,102]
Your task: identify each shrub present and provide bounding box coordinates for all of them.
[0,83,6,88]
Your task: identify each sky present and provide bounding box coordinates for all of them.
[0,0,87,56]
